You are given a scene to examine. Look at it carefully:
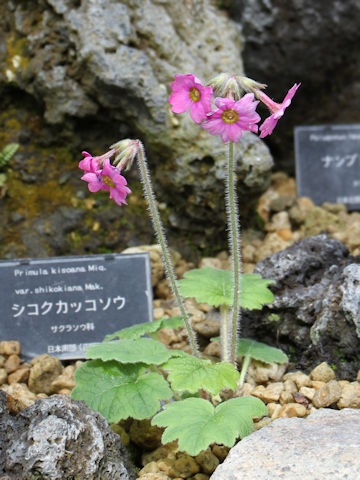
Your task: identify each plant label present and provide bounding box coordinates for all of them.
[295,124,360,210]
[0,253,153,359]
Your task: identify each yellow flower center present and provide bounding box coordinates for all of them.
[221,109,239,124]
[189,87,201,102]
[103,175,115,188]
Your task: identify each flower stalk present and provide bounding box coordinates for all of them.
[219,304,231,363]
[238,354,251,387]
[136,141,200,357]
[225,141,242,365]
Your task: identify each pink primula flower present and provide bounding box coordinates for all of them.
[169,74,213,124]
[78,151,102,172]
[81,158,131,206]
[202,93,261,143]
[259,83,301,138]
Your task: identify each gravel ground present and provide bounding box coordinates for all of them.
[1,172,360,479]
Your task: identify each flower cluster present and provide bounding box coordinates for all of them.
[79,149,132,206]
[79,73,300,207]
[169,73,300,142]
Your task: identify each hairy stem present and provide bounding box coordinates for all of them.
[136,142,199,356]
[238,355,251,387]
[220,304,231,362]
[225,141,242,365]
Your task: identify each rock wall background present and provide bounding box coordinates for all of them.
[0,0,273,259]
[222,0,360,170]
[0,0,359,259]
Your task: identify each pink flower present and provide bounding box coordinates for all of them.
[78,151,102,172]
[202,93,261,143]
[169,74,213,124]
[259,83,301,138]
[81,158,131,206]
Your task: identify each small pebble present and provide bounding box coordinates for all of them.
[138,473,170,480]
[195,449,219,474]
[337,382,360,408]
[310,362,336,382]
[311,380,325,389]
[1,382,37,407]
[8,366,30,384]
[299,386,316,401]
[173,454,200,477]
[154,307,165,320]
[0,340,21,355]
[283,378,298,393]
[279,402,308,418]
[211,445,230,462]
[283,371,312,389]
[292,392,310,407]
[312,380,342,408]
[0,368,8,385]
[279,390,294,405]
[4,354,22,374]
[139,461,160,475]
[267,402,282,419]
[252,382,284,403]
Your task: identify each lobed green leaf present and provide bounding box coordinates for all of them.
[71,360,172,422]
[105,316,183,341]
[161,356,239,395]
[237,338,288,364]
[86,337,172,365]
[152,396,267,456]
[167,349,191,358]
[240,273,275,309]
[178,267,274,309]
[179,267,231,307]
[210,337,288,365]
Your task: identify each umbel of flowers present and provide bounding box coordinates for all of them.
[79,73,300,364]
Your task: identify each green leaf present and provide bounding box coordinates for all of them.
[240,273,275,309]
[237,338,288,364]
[152,396,267,456]
[178,267,231,307]
[86,338,172,365]
[0,143,19,168]
[105,316,184,341]
[161,356,239,395]
[178,267,274,309]
[71,360,172,422]
[168,349,191,358]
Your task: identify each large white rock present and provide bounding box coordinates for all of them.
[210,408,360,480]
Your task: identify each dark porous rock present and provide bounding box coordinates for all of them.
[242,234,360,379]
[0,393,137,480]
[210,408,360,480]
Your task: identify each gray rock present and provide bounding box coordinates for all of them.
[0,0,273,257]
[340,264,360,338]
[0,392,136,480]
[210,408,360,480]
[242,234,360,379]
[223,0,360,171]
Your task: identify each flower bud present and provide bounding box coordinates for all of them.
[237,76,267,96]
[111,139,140,171]
[207,73,242,100]
[207,73,266,101]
